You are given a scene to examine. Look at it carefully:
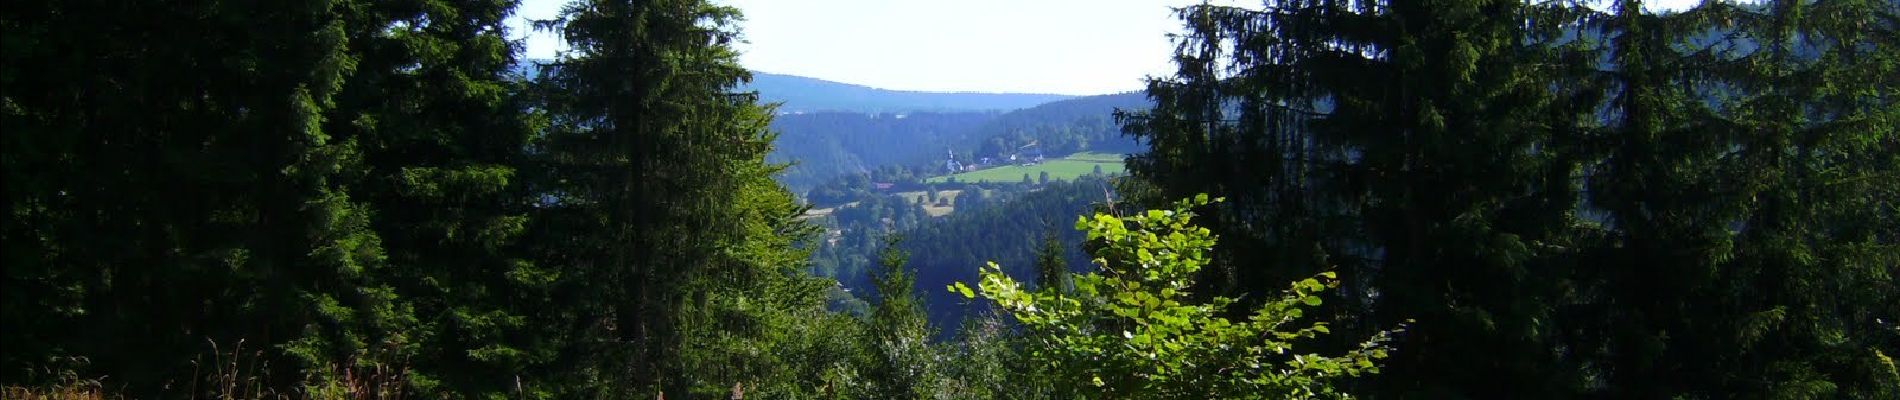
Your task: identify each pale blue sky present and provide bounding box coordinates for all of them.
[507,0,1703,96]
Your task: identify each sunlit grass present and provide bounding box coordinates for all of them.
[926,152,1125,184]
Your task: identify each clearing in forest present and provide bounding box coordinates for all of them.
[926,152,1126,184]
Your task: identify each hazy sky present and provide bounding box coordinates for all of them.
[508,0,1704,96]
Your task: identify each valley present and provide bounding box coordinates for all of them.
[10,1,1888,398]
[750,75,1150,331]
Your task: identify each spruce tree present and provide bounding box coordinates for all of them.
[2,0,406,393]
[1034,232,1070,292]
[1125,0,1600,395]
[1585,1,1899,397]
[529,0,834,396]
[862,236,937,399]
[1123,0,1896,397]
[323,0,556,395]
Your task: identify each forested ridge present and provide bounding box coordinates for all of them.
[2,1,1895,400]
[802,176,1118,329]
[767,111,997,192]
[740,73,1075,114]
[768,92,1148,194]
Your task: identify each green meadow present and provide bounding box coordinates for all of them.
[927,152,1127,184]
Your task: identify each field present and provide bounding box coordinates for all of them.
[926,152,1126,184]
[894,189,967,216]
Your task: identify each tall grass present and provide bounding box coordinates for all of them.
[3,340,409,400]
[1,375,111,400]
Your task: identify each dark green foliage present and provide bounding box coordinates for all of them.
[860,237,936,399]
[1034,232,1070,292]
[902,178,1111,328]
[1577,1,1900,397]
[804,177,1110,331]
[674,162,853,398]
[2,0,456,393]
[524,0,850,396]
[806,191,933,290]
[2,0,848,397]
[1127,3,1595,394]
[326,1,551,395]
[1124,0,1897,397]
[933,314,1039,399]
[4,0,1890,397]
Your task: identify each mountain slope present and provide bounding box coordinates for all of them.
[959,92,1150,160]
[768,92,1154,193]
[768,112,997,192]
[744,73,1076,113]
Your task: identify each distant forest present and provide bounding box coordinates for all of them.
[768,92,1146,192]
[743,73,1075,113]
[2,0,1894,399]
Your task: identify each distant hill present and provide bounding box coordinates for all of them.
[743,72,1076,113]
[980,91,1150,128]
[513,62,1070,113]
[769,92,1153,193]
[514,60,1135,191]
[768,111,998,192]
[947,92,1150,170]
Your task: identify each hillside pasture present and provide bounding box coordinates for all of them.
[926,152,1126,184]
[895,190,965,216]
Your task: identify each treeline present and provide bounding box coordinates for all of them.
[0,0,849,398]
[806,177,1114,328]
[802,165,943,205]
[777,92,1149,195]
[1121,0,1897,398]
[964,92,1150,161]
[900,178,1111,327]
[4,0,1894,398]
[769,112,996,192]
[2,1,1222,398]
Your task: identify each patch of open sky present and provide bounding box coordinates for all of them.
[507,0,1705,95]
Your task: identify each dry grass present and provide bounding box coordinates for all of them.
[2,381,113,400]
[3,340,410,400]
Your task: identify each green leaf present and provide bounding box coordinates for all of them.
[949,282,976,299]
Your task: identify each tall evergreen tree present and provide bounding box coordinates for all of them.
[675,143,858,398]
[1124,0,1600,396]
[1124,0,1895,397]
[2,0,409,393]
[323,0,556,395]
[528,0,833,396]
[862,236,937,399]
[1583,1,1899,397]
[1034,231,1070,292]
